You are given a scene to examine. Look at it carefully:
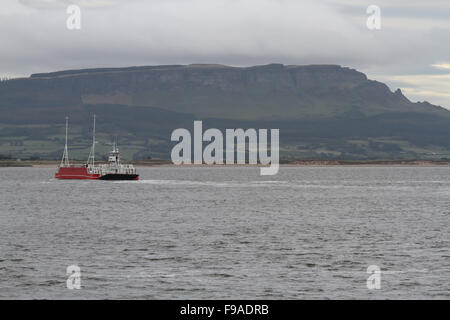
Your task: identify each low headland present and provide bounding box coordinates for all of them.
[1,159,450,168]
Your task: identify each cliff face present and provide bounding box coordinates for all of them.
[2,64,447,120]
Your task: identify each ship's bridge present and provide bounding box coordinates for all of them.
[108,144,121,164]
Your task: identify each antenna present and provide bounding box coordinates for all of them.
[93,114,96,166]
[115,137,120,165]
[60,116,70,167]
[87,114,96,166]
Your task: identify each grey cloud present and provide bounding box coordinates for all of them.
[18,0,121,9]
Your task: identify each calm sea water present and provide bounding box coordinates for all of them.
[0,166,449,299]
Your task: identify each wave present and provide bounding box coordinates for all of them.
[114,179,288,188]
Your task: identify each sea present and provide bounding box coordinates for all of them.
[0,166,449,299]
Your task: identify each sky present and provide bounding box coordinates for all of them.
[1,0,449,109]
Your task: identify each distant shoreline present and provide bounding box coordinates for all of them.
[1,159,450,168]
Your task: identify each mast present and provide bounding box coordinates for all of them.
[93,114,96,166]
[114,140,120,165]
[60,116,70,167]
[87,114,96,166]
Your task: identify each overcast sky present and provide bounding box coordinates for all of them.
[1,0,449,108]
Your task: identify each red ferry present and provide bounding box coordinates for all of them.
[55,116,139,181]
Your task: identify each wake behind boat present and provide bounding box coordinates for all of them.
[55,116,139,181]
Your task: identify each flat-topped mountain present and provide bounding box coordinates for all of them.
[0,64,449,160]
[3,63,448,120]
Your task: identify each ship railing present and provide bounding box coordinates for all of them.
[86,163,136,175]
[87,165,102,174]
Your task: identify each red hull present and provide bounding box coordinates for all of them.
[55,166,100,180]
